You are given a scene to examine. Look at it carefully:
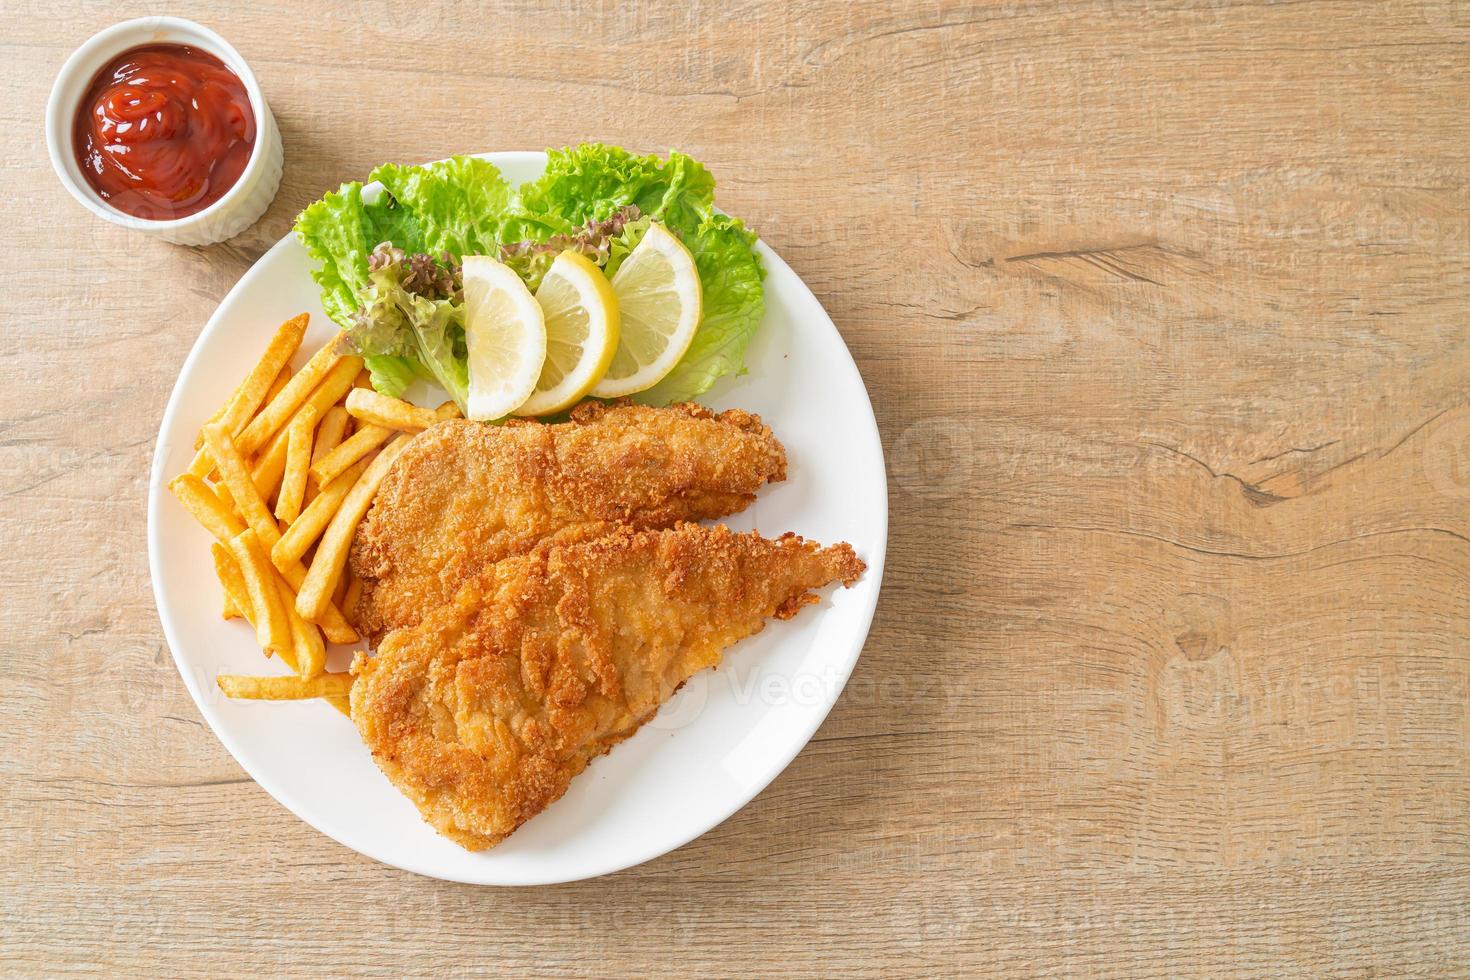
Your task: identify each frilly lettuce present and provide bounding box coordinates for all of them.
[345,246,468,410]
[500,206,643,292]
[517,144,717,233]
[294,180,374,329]
[368,157,557,257]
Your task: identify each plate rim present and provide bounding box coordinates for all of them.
[146,149,888,884]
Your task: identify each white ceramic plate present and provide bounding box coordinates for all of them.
[147,151,887,884]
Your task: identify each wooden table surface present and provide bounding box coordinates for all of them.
[6,1,1469,975]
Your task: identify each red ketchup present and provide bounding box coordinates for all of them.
[73,44,256,220]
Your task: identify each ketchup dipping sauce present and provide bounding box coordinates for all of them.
[72,43,255,220]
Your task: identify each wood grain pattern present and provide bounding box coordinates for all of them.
[4,0,1469,975]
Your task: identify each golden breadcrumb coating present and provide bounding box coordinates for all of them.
[348,400,788,643]
[350,523,864,850]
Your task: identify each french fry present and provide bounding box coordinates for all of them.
[278,561,358,645]
[345,388,439,433]
[217,365,295,476]
[343,374,372,440]
[435,400,463,421]
[297,437,411,622]
[236,332,355,455]
[188,376,295,479]
[197,362,290,449]
[217,672,353,700]
[276,357,366,449]
[252,354,352,503]
[186,447,215,479]
[214,573,347,707]
[197,382,242,449]
[203,424,280,549]
[251,350,350,497]
[187,315,307,470]
[210,478,241,521]
[306,406,350,500]
[250,424,290,500]
[263,363,293,405]
[326,697,351,716]
[275,578,326,677]
[200,406,358,643]
[274,404,319,524]
[310,424,391,487]
[219,314,307,434]
[294,616,327,678]
[342,575,363,620]
[210,547,308,672]
[228,529,289,658]
[316,408,352,456]
[271,456,371,571]
[169,474,246,543]
[211,541,248,621]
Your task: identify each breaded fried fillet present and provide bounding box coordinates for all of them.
[348,400,787,643]
[350,523,863,849]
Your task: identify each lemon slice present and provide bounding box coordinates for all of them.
[590,222,702,398]
[514,251,620,417]
[462,255,547,421]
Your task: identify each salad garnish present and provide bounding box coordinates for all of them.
[294,145,765,415]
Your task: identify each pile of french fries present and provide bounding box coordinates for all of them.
[168,313,459,713]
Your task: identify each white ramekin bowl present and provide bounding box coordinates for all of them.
[45,17,283,247]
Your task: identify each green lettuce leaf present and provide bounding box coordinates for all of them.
[294,181,373,327]
[519,144,716,231]
[522,147,764,404]
[369,156,517,256]
[401,290,469,410]
[602,213,651,280]
[640,213,765,405]
[362,355,418,399]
